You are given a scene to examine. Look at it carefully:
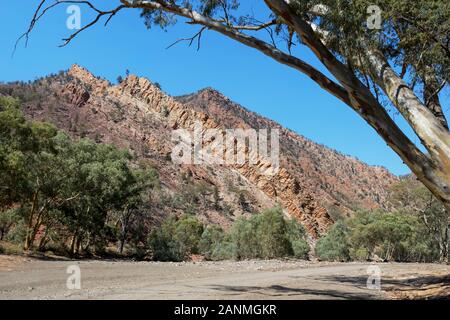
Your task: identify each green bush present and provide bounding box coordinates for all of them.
[316,220,350,261]
[257,207,292,259]
[0,208,22,241]
[231,217,261,259]
[348,211,436,262]
[210,239,234,261]
[173,215,204,255]
[286,219,310,259]
[0,241,23,255]
[6,220,27,245]
[199,225,225,260]
[0,96,20,110]
[230,206,310,260]
[150,207,311,262]
[350,247,370,261]
[148,216,181,261]
[317,210,439,262]
[129,246,148,260]
[148,215,203,261]
[199,225,234,260]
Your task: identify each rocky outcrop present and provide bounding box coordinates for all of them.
[62,82,90,108]
[178,88,398,217]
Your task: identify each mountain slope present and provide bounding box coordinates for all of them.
[0,65,398,238]
[177,88,397,215]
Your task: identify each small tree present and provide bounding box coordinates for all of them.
[113,168,159,254]
[148,215,204,261]
[230,206,310,260]
[286,218,310,259]
[316,220,351,261]
[388,178,449,263]
[257,207,292,259]
[198,225,234,260]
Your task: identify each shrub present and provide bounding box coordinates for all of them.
[0,96,20,110]
[257,207,292,259]
[230,206,310,260]
[286,219,310,259]
[129,246,148,260]
[316,220,350,261]
[148,215,203,261]
[0,241,23,255]
[210,239,234,261]
[6,220,27,245]
[350,247,370,261]
[173,215,204,255]
[199,226,234,261]
[348,211,435,262]
[148,216,182,261]
[0,208,22,241]
[317,210,439,262]
[230,217,260,259]
[199,225,225,260]
[149,207,311,262]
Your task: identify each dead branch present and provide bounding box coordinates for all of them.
[15,0,125,51]
[166,26,207,50]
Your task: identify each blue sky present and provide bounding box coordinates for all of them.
[1,1,447,176]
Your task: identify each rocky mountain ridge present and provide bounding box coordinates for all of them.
[0,65,398,238]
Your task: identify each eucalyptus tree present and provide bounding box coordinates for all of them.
[113,167,159,254]
[54,136,136,254]
[389,178,449,262]
[22,0,450,211]
[0,96,72,250]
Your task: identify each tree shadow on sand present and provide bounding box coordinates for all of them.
[206,273,450,300]
[206,283,380,300]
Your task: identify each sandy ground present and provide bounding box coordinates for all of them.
[0,255,448,300]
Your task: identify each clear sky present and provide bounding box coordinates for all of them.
[1,1,448,176]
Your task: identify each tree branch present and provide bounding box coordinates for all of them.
[15,0,125,50]
[166,26,207,50]
[119,0,352,107]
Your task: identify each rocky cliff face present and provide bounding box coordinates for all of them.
[1,65,398,238]
[177,88,397,216]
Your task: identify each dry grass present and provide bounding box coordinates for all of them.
[0,241,23,256]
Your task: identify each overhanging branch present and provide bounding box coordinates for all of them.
[15,0,125,51]
[120,0,352,106]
